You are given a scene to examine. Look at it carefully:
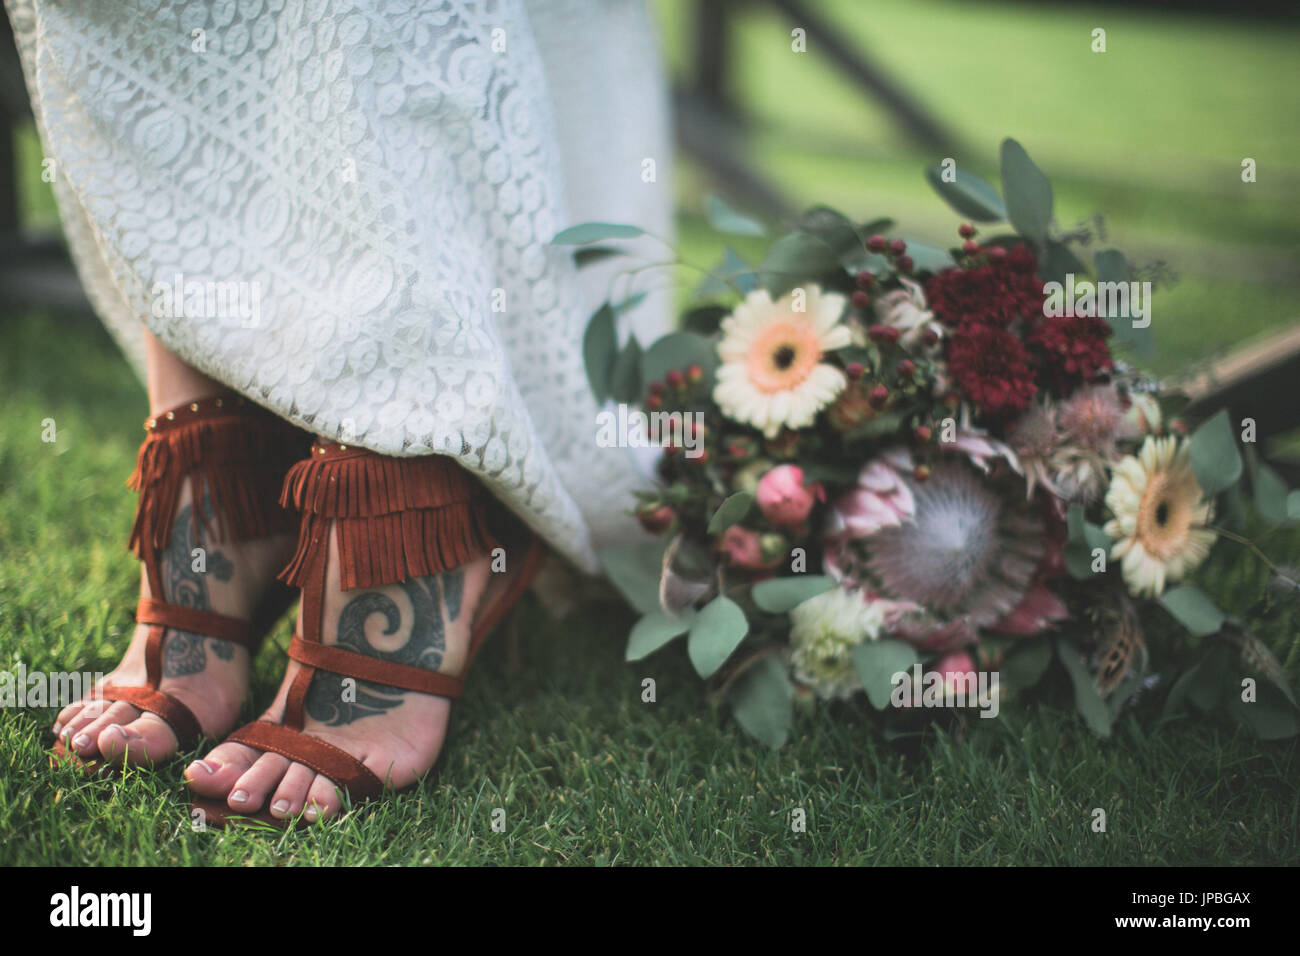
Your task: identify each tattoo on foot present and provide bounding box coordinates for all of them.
[161,495,237,679]
[305,571,464,726]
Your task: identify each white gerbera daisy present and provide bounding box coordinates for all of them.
[1104,436,1215,598]
[789,586,886,700]
[713,286,851,438]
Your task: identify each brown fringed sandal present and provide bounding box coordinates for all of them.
[191,441,545,829]
[50,395,307,773]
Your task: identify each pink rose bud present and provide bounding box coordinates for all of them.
[755,464,820,527]
[721,525,777,570]
[934,651,978,696]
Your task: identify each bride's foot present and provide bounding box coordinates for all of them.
[53,482,295,766]
[185,531,494,822]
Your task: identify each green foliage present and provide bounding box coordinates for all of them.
[750,575,835,614]
[727,657,793,749]
[1189,409,1244,497]
[852,640,919,711]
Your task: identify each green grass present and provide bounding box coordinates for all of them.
[3,2,1300,865]
[1,313,1298,865]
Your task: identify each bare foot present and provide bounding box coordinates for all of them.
[53,481,294,766]
[185,528,498,822]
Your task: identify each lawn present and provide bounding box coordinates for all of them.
[2,1,1299,865]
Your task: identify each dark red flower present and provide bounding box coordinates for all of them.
[1026,314,1114,396]
[946,324,1037,417]
[925,244,1045,329]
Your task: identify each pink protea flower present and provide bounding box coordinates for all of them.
[826,456,915,539]
[756,464,823,527]
[825,447,1066,651]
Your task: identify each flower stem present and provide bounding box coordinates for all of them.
[1208,525,1300,590]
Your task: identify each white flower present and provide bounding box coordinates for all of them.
[1104,436,1215,597]
[789,586,885,699]
[713,286,851,438]
[874,277,940,348]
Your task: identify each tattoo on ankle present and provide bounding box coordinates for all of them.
[305,570,464,726]
[160,495,236,679]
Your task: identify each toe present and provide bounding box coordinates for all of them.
[96,712,178,765]
[59,698,110,746]
[303,773,344,823]
[52,699,90,738]
[184,741,262,798]
[268,762,317,820]
[70,701,138,757]
[226,751,291,813]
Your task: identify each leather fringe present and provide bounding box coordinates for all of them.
[278,447,497,591]
[127,404,305,560]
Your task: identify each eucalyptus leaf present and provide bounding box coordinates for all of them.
[687,596,750,678]
[705,194,766,237]
[895,238,954,274]
[924,165,1006,222]
[1229,681,1300,740]
[1064,505,1110,580]
[696,247,757,299]
[707,492,754,535]
[761,233,840,297]
[626,610,694,661]
[751,575,836,613]
[852,639,919,711]
[599,539,669,615]
[1188,409,1243,496]
[729,656,794,748]
[552,222,645,245]
[1289,490,1300,519]
[1002,639,1053,690]
[582,303,617,402]
[1055,637,1112,737]
[682,304,730,336]
[641,332,718,392]
[1254,462,1291,525]
[1159,585,1226,638]
[999,138,1053,244]
[607,334,643,404]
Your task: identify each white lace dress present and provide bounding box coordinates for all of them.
[5,0,674,573]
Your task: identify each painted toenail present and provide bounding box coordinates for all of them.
[271,799,290,814]
[188,759,218,775]
[303,805,319,821]
[52,722,63,736]
[72,734,91,749]
[231,789,249,803]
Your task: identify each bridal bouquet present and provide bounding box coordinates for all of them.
[557,139,1300,747]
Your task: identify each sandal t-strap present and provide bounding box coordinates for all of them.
[196,442,544,826]
[51,395,306,769]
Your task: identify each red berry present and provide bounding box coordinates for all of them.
[686,363,703,384]
[914,425,932,443]
[649,381,664,396]
[922,328,940,347]
[693,449,710,464]
[867,324,889,343]
[897,255,914,273]
[958,223,976,239]
[845,361,865,380]
[637,505,675,534]
[913,464,931,482]
[666,369,685,388]
[851,290,870,310]
[866,234,886,253]
[889,239,907,256]
[646,394,663,410]
[962,240,980,255]
[869,385,890,409]
[896,359,916,379]
[855,270,875,289]
[988,246,1007,260]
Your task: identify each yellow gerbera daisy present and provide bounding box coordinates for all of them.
[1103,436,1215,597]
[712,285,851,438]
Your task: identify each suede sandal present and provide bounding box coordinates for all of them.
[191,441,546,829]
[51,395,307,774]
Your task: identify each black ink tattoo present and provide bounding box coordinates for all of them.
[160,495,236,678]
[305,570,464,725]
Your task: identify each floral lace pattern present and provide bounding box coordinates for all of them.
[6,0,673,572]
